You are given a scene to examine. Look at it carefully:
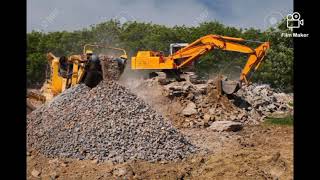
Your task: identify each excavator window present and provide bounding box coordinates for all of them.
[172,47,181,54]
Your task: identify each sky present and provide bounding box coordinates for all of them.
[27,0,293,33]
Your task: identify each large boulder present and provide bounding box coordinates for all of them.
[182,102,197,116]
[209,121,243,132]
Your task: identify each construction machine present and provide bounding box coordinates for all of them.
[27,44,127,113]
[45,44,128,98]
[131,34,270,94]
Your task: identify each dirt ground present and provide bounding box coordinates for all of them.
[27,79,293,179]
[27,124,293,180]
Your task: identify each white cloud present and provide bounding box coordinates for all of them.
[27,0,293,32]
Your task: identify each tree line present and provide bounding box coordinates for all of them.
[27,19,293,92]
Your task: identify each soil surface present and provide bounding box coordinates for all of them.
[27,78,293,179]
[27,124,293,180]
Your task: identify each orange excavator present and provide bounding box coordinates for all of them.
[131,34,270,94]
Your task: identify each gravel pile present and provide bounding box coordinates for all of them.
[99,55,123,81]
[27,81,197,163]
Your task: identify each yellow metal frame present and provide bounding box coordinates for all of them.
[131,51,175,69]
[46,44,128,97]
[46,53,86,96]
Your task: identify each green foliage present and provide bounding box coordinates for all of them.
[253,19,293,92]
[264,115,293,126]
[27,19,293,91]
[27,53,47,86]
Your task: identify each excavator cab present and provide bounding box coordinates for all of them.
[170,43,188,55]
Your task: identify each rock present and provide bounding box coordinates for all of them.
[194,84,207,93]
[237,112,246,119]
[114,156,125,163]
[196,121,205,127]
[50,172,59,179]
[31,169,41,178]
[158,78,171,85]
[160,161,168,164]
[186,93,194,100]
[104,172,113,177]
[105,160,114,166]
[172,91,183,97]
[49,158,59,163]
[182,102,197,116]
[209,121,243,132]
[113,166,134,177]
[203,114,212,127]
[271,152,281,162]
[60,162,68,167]
[229,115,237,121]
[234,83,293,124]
[208,108,216,115]
[91,159,99,164]
[203,114,211,122]
[267,103,276,110]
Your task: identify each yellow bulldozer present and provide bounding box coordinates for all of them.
[27,44,128,111]
[46,44,127,97]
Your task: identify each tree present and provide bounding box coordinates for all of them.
[27,53,47,87]
[27,19,293,92]
[253,19,293,92]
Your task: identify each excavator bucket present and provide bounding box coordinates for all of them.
[221,80,241,94]
[216,75,241,95]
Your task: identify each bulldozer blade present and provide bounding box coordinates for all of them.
[221,80,241,94]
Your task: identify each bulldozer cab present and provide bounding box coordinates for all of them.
[46,44,128,98]
[58,56,73,78]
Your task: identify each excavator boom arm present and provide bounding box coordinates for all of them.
[169,34,270,84]
[240,42,270,83]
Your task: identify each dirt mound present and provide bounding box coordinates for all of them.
[27,81,197,163]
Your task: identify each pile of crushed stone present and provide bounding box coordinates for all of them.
[27,81,197,163]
